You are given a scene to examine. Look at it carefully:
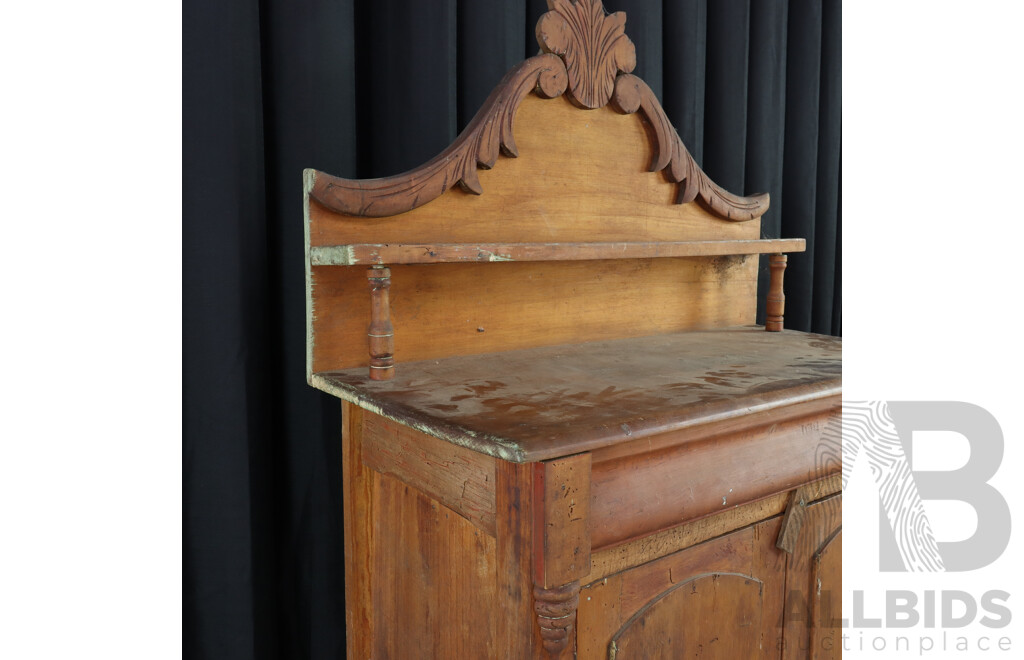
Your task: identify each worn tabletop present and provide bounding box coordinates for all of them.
[314,326,841,462]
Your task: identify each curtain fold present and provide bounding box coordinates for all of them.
[183,1,841,657]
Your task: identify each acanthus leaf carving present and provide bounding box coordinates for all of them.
[310,2,768,222]
[310,53,567,218]
[536,0,636,110]
[611,73,770,221]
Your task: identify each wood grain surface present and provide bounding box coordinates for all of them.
[343,402,503,658]
[783,495,842,660]
[361,411,496,535]
[307,0,767,223]
[588,474,841,582]
[578,517,787,659]
[307,94,763,248]
[589,407,840,549]
[310,256,758,374]
[315,327,841,462]
[310,238,805,266]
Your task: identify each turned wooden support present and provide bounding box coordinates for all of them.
[366,266,395,380]
[766,253,787,332]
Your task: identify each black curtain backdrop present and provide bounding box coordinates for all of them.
[183,1,841,657]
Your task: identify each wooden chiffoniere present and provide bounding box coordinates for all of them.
[303,2,841,658]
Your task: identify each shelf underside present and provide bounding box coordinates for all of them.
[312,326,841,462]
[309,238,806,266]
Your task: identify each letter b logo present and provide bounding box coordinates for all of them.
[843,401,1010,572]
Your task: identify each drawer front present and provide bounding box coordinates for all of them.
[590,406,840,549]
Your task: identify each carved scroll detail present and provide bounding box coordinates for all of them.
[612,73,770,221]
[534,581,581,657]
[309,1,769,222]
[310,53,568,217]
[536,0,636,109]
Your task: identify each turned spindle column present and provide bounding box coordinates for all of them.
[366,266,395,380]
[766,253,787,332]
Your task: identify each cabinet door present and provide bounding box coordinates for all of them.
[781,494,842,660]
[577,516,788,659]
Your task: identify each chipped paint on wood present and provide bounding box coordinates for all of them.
[309,373,527,463]
[304,238,806,266]
[311,330,840,463]
[310,245,359,266]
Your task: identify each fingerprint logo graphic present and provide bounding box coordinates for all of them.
[838,401,945,572]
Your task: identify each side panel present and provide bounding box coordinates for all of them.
[342,403,499,658]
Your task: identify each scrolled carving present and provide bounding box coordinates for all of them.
[309,1,769,223]
[612,73,770,221]
[536,0,636,109]
[534,581,581,657]
[310,53,568,218]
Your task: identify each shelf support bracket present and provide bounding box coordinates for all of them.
[766,253,787,332]
[367,266,395,380]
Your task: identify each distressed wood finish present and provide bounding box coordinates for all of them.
[315,328,841,462]
[340,403,373,659]
[533,455,592,588]
[306,95,762,250]
[578,517,788,659]
[777,483,813,554]
[307,2,838,656]
[532,454,591,657]
[609,573,765,658]
[589,473,841,582]
[495,461,545,657]
[783,495,842,660]
[343,403,500,657]
[361,412,496,536]
[311,238,805,266]
[812,530,843,659]
[589,406,841,549]
[310,257,758,375]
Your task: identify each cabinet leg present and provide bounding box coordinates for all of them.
[534,581,581,658]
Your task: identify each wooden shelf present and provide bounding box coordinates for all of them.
[309,238,806,266]
[311,326,841,462]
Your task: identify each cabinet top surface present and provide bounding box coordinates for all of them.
[314,327,841,463]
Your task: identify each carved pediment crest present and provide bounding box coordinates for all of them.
[536,0,636,110]
[310,0,768,221]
